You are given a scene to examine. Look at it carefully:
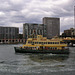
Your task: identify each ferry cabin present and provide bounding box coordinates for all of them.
[22,35,67,50]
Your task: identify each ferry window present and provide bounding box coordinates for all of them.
[36,42,38,44]
[41,42,43,44]
[32,42,34,45]
[38,36,39,38]
[38,42,43,44]
[53,47,54,49]
[50,42,52,44]
[55,47,57,49]
[53,42,54,44]
[46,42,47,44]
[48,47,50,49]
[39,42,41,44]
[54,47,55,49]
[60,42,62,44]
[57,42,59,44]
[51,47,52,49]
[35,42,37,44]
[55,42,56,44]
[44,42,45,44]
[44,42,47,44]
[48,42,50,44]
[60,41,65,44]
[49,42,51,44]
[50,47,51,49]
[55,42,59,44]
[28,41,31,43]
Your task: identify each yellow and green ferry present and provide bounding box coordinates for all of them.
[14,35,69,54]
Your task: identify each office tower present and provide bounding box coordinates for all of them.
[43,17,60,38]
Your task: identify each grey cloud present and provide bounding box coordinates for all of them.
[25,17,42,24]
[51,8,73,17]
[10,16,26,23]
[61,24,74,33]
[0,0,75,34]
[0,0,27,12]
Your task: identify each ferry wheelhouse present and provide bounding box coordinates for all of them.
[14,35,69,54]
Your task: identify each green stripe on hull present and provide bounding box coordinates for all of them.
[14,47,69,54]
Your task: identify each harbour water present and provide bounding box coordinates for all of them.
[0,44,75,75]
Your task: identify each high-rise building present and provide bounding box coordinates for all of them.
[0,26,19,39]
[23,23,47,39]
[43,17,60,38]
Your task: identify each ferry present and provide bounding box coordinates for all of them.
[14,35,69,54]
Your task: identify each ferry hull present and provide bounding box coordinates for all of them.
[14,47,69,54]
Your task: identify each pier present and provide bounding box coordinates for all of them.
[0,39,26,44]
[63,38,75,46]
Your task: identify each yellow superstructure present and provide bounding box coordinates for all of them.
[22,35,67,50]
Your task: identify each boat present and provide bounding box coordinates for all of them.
[14,35,69,54]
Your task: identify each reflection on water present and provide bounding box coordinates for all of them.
[29,54,69,62]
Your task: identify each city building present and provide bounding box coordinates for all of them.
[63,28,75,37]
[0,26,19,39]
[23,23,47,39]
[43,17,60,39]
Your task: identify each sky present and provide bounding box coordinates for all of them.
[0,0,75,34]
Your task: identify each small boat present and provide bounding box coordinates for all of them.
[14,35,69,54]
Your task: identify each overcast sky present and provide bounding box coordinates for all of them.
[0,0,75,34]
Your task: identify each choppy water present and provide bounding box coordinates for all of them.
[0,44,75,75]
